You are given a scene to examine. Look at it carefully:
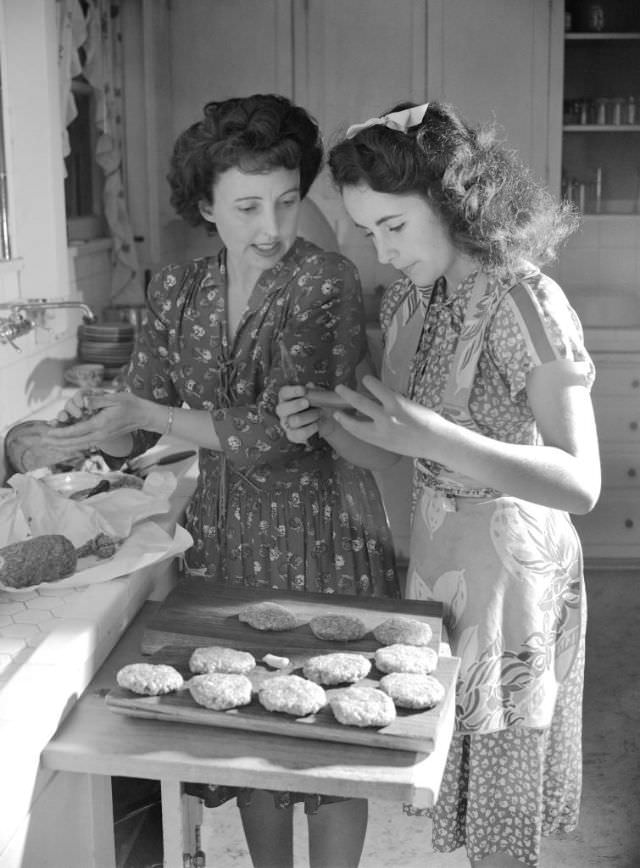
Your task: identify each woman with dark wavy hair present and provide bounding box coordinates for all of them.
[277,101,600,867]
[48,93,398,868]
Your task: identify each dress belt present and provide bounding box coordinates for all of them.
[415,460,500,510]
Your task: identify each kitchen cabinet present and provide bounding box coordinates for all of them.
[572,338,640,563]
[130,0,556,285]
[561,4,640,215]
[425,0,555,189]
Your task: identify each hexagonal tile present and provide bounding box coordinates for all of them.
[0,600,27,616]
[23,596,68,614]
[0,654,14,676]
[0,623,42,640]
[13,610,55,626]
[0,637,28,655]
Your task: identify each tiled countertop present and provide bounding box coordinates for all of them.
[0,391,198,864]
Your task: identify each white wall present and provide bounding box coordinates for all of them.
[0,1,114,480]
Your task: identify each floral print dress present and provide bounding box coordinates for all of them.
[126,237,398,598]
[381,267,594,866]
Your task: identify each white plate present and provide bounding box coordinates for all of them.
[41,470,143,497]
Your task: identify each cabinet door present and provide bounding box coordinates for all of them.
[138,0,295,268]
[169,0,294,136]
[572,492,640,558]
[293,0,427,293]
[294,0,427,139]
[426,0,555,187]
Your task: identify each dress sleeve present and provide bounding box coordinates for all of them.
[125,264,183,455]
[212,251,368,470]
[487,272,596,401]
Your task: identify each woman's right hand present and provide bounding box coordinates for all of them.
[276,385,337,443]
[55,388,99,425]
[44,389,141,454]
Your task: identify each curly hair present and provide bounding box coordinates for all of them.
[328,101,578,274]
[168,94,323,229]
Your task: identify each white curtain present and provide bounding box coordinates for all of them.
[58,0,142,302]
[57,0,87,169]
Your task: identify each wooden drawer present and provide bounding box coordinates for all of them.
[592,395,640,443]
[600,449,640,489]
[592,356,640,397]
[572,492,640,554]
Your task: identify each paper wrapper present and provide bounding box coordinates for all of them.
[1,470,193,593]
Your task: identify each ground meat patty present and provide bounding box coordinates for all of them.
[302,653,371,686]
[309,613,367,642]
[379,672,445,709]
[373,616,433,647]
[258,675,326,716]
[189,646,256,675]
[329,686,397,727]
[374,643,438,675]
[238,601,297,631]
[116,663,183,696]
[188,673,253,711]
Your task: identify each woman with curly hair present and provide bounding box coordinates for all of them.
[48,93,398,868]
[277,101,600,867]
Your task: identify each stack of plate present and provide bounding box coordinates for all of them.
[77,322,135,379]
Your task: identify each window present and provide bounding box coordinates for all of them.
[64,69,106,242]
[0,61,11,260]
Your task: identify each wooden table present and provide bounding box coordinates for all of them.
[42,602,458,867]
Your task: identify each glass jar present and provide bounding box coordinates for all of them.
[587,3,605,32]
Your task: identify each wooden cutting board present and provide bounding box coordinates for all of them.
[105,581,457,754]
[140,581,443,656]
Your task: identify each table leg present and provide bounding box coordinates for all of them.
[160,780,203,866]
[89,773,118,867]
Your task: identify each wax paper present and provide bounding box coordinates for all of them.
[0,470,193,593]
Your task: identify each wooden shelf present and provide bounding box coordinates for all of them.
[564,125,640,132]
[565,32,640,40]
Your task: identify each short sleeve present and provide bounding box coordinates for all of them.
[487,272,595,400]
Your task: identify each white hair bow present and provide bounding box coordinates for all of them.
[345,103,429,139]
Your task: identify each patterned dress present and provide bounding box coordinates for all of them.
[381,267,594,866]
[126,237,398,598]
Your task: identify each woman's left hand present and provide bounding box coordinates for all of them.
[333,375,448,459]
[43,389,144,451]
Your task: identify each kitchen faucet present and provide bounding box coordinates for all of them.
[0,298,96,349]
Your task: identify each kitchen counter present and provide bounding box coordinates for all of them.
[0,416,199,867]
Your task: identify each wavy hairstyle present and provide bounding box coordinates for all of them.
[328,101,578,274]
[168,94,323,230]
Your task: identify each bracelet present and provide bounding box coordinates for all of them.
[163,406,175,437]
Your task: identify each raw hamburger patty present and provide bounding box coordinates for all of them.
[238,601,297,631]
[374,643,438,675]
[302,653,371,685]
[116,663,183,696]
[329,686,396,727]
[189,646,256,675]
[188,673,252,711]
[309,613,367,642]
[379,672,445,709]
[258,675,326,716]
[373,616,433,647]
